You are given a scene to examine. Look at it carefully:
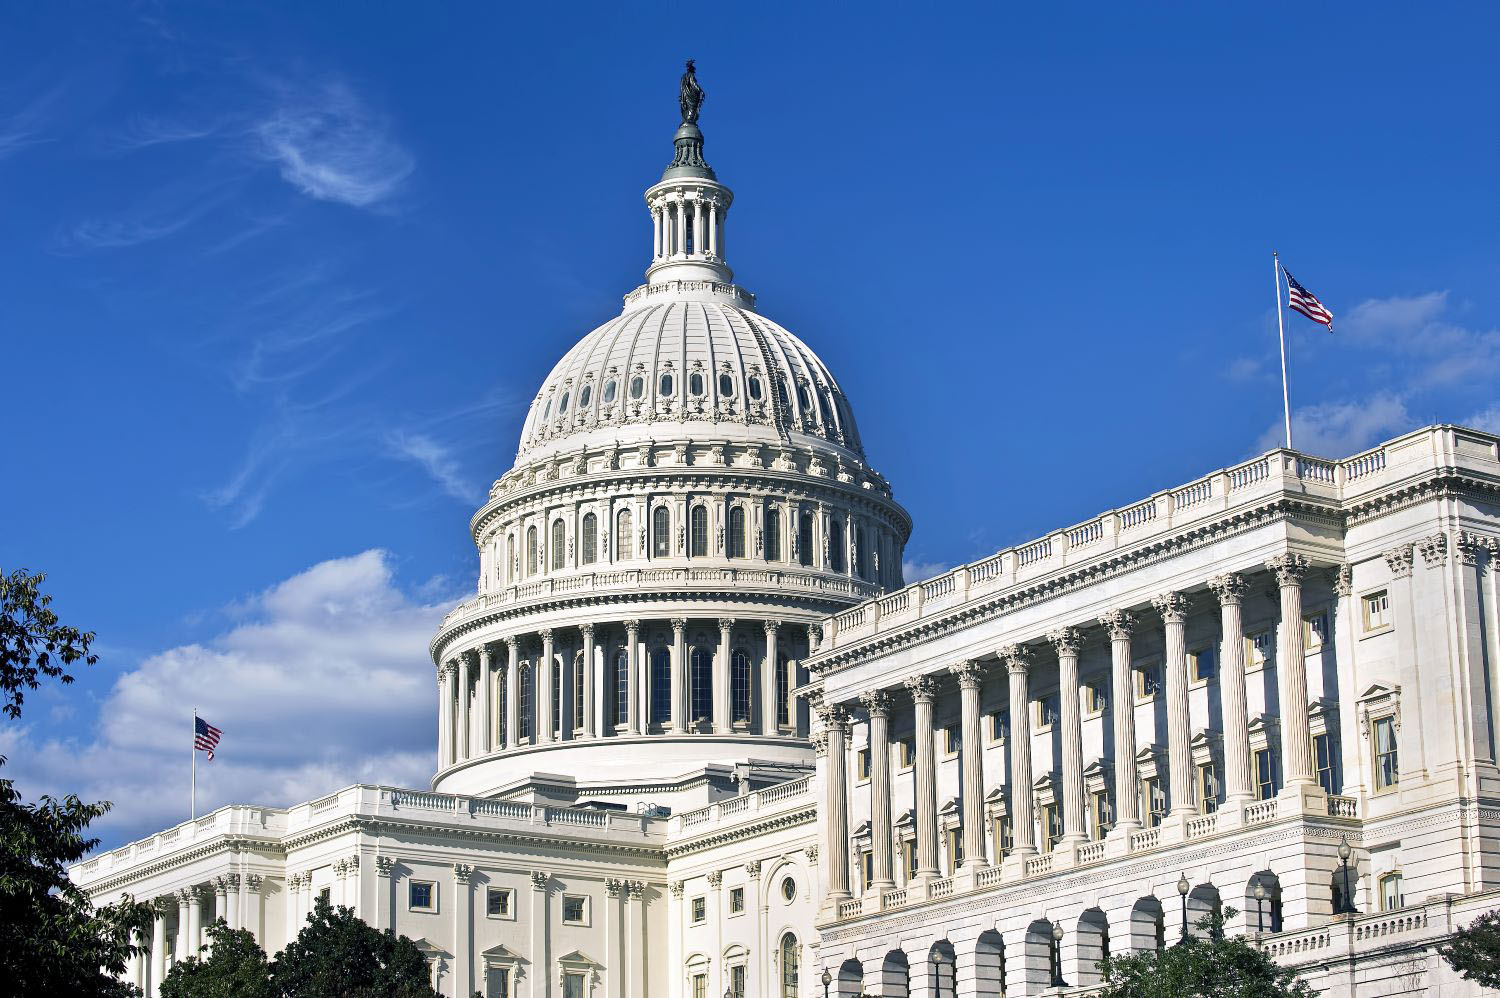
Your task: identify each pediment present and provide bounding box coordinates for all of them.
[1358,683,1399,703]
[851,820,871,838]
[984,784,1006,804]
[894,808,915,828]
[1136,743,1165,764]
[411,937,452,959]
[556,948,603,968]
[938,797,960,816]
[481,943,525,962]
[1083,758,1112,780]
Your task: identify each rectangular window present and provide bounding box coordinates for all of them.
[1084,684,1108,715]
[987,711,1007,743]
[943,725,961,755]
[318,886,331,904]
[1380,873,1404,912]
[729,886,744,914]
[409,880,435,912]
[776,655,791,728]
[492,968,511,998]
[861,850,874,890]
[902,839,918,883]
[856,748,871,782]
[945,827,964,874]
[691,896,706,923]
[729,964,746,998]
[486,887,513,918]
[1091,789,1113,839]
[1255,748,1278,800]
[1041,804,1063,851]
[1303,611,1329,650]
[1374,716,1400,789]
[1246,630,1273,670]
[1190,647,1216,683]
[1033,697,1059,730]
[562,895,587,924]
[1143,777,1166,828]
[1135,664,1162,699]
[564,974,586,998]
[1314,733,1337,794]
[1363,590,1390,631]
[692,973,707,998]
[1196,763,1219,814]
[991,814,1013,861]
[897,737,915,769]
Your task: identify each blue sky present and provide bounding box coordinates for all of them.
[5,3,1498,848]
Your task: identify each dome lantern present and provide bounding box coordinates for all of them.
[644,61,735,286]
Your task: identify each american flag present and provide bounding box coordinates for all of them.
[1284,268,1334,331]
[194,715,223,761]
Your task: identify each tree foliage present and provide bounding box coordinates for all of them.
[0,567,153,997]
[269,897,439,998]
[160,920,275,998]
[1439,908,1500,988]
[1098,909,1314,998]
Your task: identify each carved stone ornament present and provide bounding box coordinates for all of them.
[804,844,819,863]
[375,856,396,877]
[952,659,985,689]
[627,881,646,900]
[531,871,549,891]
[859,688,893,717]
[812,730,828,757]
[1331,564,1354,597]
[1099,609,1136,640]
[246,874,264,892]
[1383,543,1415,579]
[669,880,685,898]
[454,864,475,884]
[999,643,1032,674]
[1456,532,1488,567]
[606,878,624,898]
[1208,572,1251,605]
[580,622,595,639]
[706,870,723,887]
[1418,532,1450,568]
[1047,627,1082,657]
[1266,553,1311,587]
[745,860,761,878]
[1151,591,1190,623]
[905,673,939,703]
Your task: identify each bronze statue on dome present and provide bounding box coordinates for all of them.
[679,59,704,124]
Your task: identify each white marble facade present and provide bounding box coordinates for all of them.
[74,81,1500,998]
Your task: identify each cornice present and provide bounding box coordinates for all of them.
[663,805,816,860]
[82,836,286,898]
[279,814,665,860]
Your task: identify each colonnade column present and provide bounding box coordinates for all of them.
[1269,554,1317,789]
[187,886,204,960]
[1100,610,1141,837]
[1154,592,1194,818]
[224,873,240,930]
[954,660,990,869]
[1049,628,1088,845]
[670,618,687,731]
[625,620,642,735]
[151,898,169,996]
[861,690,895,890]
[652,206,662,260]
[437,665,452,769]
[1211,573,1255,804]
[537,629,554,745]
[762,620,781,734]
[694,199,706,255]
[457,653,472,762]
[1002,645,1037,858]
[820,705,852,907]
[905,674,940,881]
[126,925,143,991]
[714,618,733,733]
[581,623,596,739]
[560,636,575,741]
[504,637,520,749]
[174,889,190,964]
[707,201,719,256]
[478,645,493,755]
[675,200,686,257]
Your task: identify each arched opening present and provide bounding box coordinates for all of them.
[689,371,705,396]
[572,651,584,734]
[1247,871,1283,933]
[797,511,814,567]
[779,933,800,998]
[925,939,956,997]
[974,930,1005,998]
[1076,907,1110,987]
[776,653,791,729]
[653,507,671,558]
[518,664,533,743]
[581,513,597,565]
[690,506,708,557]
[690,646,713,725]
[613,648,629,727]
[526,526,538,576]
[731,650,751,724]
[727,506,746,558]
[836,958,863,998]
[1021,920,1054,991]
[1129,896,1165,953]
[550,657,562,737]
[616,509,633,561]
[877,949,909,997]
[1187,883,1222,940]
[719,373,734,397]
[650,647,671,727]
[828,516,845,572]
[854,526,866,579]
[551,520,566,570]
[765,506,781,561]
[505,534,516,584]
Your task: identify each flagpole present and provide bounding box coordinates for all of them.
[191,707,197,821]
[1274,251,1292,449]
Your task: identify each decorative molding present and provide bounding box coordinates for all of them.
[530,870,549,891]
[1208,572,1250,604]
[454,863,475,884]
[859,689,892,717]
[1000,643,1031,674]
[669,880,685,898]
[1418,532,1449,568]
[1383,544,1415,579]
[1332,564,1353,597]
[905,673,939,703]
[375,856,396,877]
[1046,627,1082,657]
[1151,591,1190,623]
[1099,609,1136,640]
[745,860,762,878]
[706,870,722,887]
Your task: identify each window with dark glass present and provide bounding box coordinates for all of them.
[613,648,630,726]
[650,647,671,725]
[689,372,705,396]
[581,513,597,564]
[797,511,813,567]
[1374,716,1399,789]
[748,376,763,401]
[719,373,734,396]
[519,666,533,741]
[603,380,617,404]
[629,376,643,399]
[578,384,591,408]
[765,506,781,561]
[659,373,674,396]
[690,506,708,557]
[562,896,586,923]
[526,526,538,576]
[573,652,584,732]
[1255,748,1278,800]
[409,881,435,911]
[486,887,512,917]
[776,654,791,728]
[551,520,566,570]
[558,391,569,414]
[616,509,633,560]
[729,886,744,913]
[690,647,713,723]
[652,507,670,557]
[731,650,751,723]
[551,660,561,736]
[1314,733,1338,794]
[727,506,746,558]
[828,518,845,572]
[1144,777,1166,827]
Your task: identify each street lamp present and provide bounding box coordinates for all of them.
[1335,835,1357,915]
[1050,920,1067,988]
[1254,882,1267,935]
[933,949,952,998]
[820,967,831,998]
[1176,873,1191,945]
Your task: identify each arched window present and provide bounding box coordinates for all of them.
[779,934,799,998]
[526,526,538,576]
[828,517,845,572]
[731,650,751,723]
[542,398,552,420]
[551,659,562,737]
[689,372,705,396]
[727,506,746,559]
[519,665,533,742]
[796,385,811,411]
[616,509,633,561]
[573,651,584,733]
[690,506,708,557]
[581,513,597,565]
[506,534,516,584]
[614,648,630,726]
[719,373,735,397]
[854,526,866,579]
[797,512,814,567]
[653,507,671,558]
[551,520,566,571]
[650,647,671,726]
[765,507,781,561]
[816,390,830,428]
[690,647,713,723]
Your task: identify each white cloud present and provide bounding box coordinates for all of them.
[1255,392,1412,457]
[1226,356,1266,383]
[1342,291,1500,389]
[4,551,453,847]
[254,81,413,208]
[1465,403,1500,434]
[386,431,478,504]
[901,558,952,584]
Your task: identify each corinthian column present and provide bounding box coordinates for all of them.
[904,674,940,879]
[1002,645,1037,857]
[861,689,895,890]
[1210,573,1254,804]
[670,618,687,732]
[504,637,520,749]
[1049,627,1088,844]
[580,623,596,738]
[625,620,641,735]
[953,659,989,868]
[1269,554,1316,788]
[151,897,171,996]
[436,665,452,769]
[537,629,554,745]
[714,618,733,733]
[478,644,493,754]
[1100,610,1140,836]
[1153,592,1194,817]
[762,620,781,735]
[821,705,852,906]
[456,654,472,761]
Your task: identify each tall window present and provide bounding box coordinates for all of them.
[854,526,866,578]
[551,520,566,570]
[1143,777,1166,827]
[573,652,584,732]
[614,648,630,726]
[828,516,845,572]
[1314,733,1338,794]
[650,647,671,725]
[1255,749,1278,800]
[564,973,585,998]
[690,506,708,557]
[776,654,791,728]
[690,647,713,723]
[652,507,670,557]
[581,513,597,565]
[1374,716,1400,789]
[1091,790,1113,839]
[506,534,516,584]
[616,509,633,560]
[1379,873,1404,911]
[731,650,751,723]
[1197,763,1219,814]
[727,506,746,558]
[1042,804,1063,851]
[526,526,538,576]
[779,933,799,998]
[765,506,781,561]
[991,814,1013,861]
[519,666,533,742]
[797,511,813,567]
[551,660,562,736]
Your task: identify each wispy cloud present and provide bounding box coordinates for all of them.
[1342,291,1500,389]
[1256,391,1412,457]
[99,112,225,154]
[902,558,952,584]
[0,85,63,161]
[1465,403,1500,435]
[385,431,478,504]
[254,81,413,208]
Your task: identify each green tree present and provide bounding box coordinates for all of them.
[159,920,275,998]
[0,567,153,997]
[270,897,439,998]
[1439,909,1500,988]
[1098,909,1314,998]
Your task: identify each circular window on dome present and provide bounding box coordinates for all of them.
[630,377,644,400]
[579,384,591,408]
[780,876,796,902]
[719,374,735,397]
[558,391,569,414]
[689,372,705,396]
[603,380,617,404]
[748,376,763,401]
[659,373,674,396]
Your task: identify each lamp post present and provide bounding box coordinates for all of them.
[820,967,831,998]
[1335,835,1357,915]
[933,948,951,998]
[1050,920,1067,988]
[1176,873,1191,945]
[1254,882,1267,935]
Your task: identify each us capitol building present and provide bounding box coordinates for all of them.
[76,66,1500,997]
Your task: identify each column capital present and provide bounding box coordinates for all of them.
[1332,564,1354,597]
[375,856,396,877]
[530,871,549,891]
[859,688,893,717]
[999,643,1032,674]
[1383,543,1414,579]
[671,617,687,634]
[905,672,940,703]
[706,870,722,888]
[627,881,646,900]
[503,634,520,651]
[816,703,850,731]
[245,873,263,892]
[1047,627,1082,657]
[625,618,642,635]
[453,863,475,884]
[669,880,685,898]
[1208,572,1251,605]
[1099,608,1136,640]
[605,878,624,898]
[1418,532,1449,569]
[763,618,782,635]
[579,622,595,639]
[745,860,762,878]
[538,627,554,642]
[153,896,175,916]
[1266,552,1311,587]
[951,659,985,690]
[718,617,736,631]
[1151,591,1190,623]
